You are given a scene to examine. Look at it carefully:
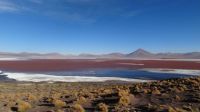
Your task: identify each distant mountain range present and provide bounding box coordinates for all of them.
[0,49,200,60]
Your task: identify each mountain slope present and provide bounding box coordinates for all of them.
[0,49,200,59]
[126,49,156,58]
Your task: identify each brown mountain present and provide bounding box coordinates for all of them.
[0,49,200,59]
[126,49,156,58]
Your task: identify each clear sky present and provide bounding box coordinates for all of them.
[0,0,200,54]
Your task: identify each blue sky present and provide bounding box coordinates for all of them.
[0,0,200,54]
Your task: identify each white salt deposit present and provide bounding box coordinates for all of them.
[1,68,199,83]
[1,72,149,82]
[0,58,27,61]
[143,68,200,76]
[119,63,144,66]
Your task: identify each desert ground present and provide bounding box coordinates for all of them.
[0,77,200,112]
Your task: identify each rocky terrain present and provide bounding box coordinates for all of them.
[0,77,200,112]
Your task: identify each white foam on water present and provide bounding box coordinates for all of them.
[129,58,200,61]
[0,58,19,60]
[1,72,149,82]
[118,63,144,66]
[0,58,28,61]
[143,68,200,76]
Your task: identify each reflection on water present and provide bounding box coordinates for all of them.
[0,69,195,82]
[43,69,191,80]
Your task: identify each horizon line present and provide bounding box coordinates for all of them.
[0,48,200,55]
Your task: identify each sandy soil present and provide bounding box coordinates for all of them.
[0,59,200,72]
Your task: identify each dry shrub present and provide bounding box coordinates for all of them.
[72,104,85,112]
[56,109,64,112]
[174,107,187,112]
[18,101,32,112]
[183,105,193,111]
[86,92,94,99]
[118,89,129,97]
[103,89,112,94]
[54,100,66,108]
[52,93,62,100]
[161,93,169,98]
[47,97,54,103]
[77,96,87,104]
[0,94,4,99]
[97,103,108,112]
[178,87,185,92]
[62,90,69,94]
[118,96,130,106]
[143,89,150,94]
[167,106,187,112]
[173,87,181,93]
[175,95,181,101]
[190,80,199,85]
[74,92,79,98]
[167,106,177,112]
[181,85,188,90]
[117,89,130,106]
[27,94,37,103]
[156,104,167,111]
[152,88,161,95]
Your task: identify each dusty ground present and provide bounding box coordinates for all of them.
[0,59,200,72]
[0,77,200,112]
